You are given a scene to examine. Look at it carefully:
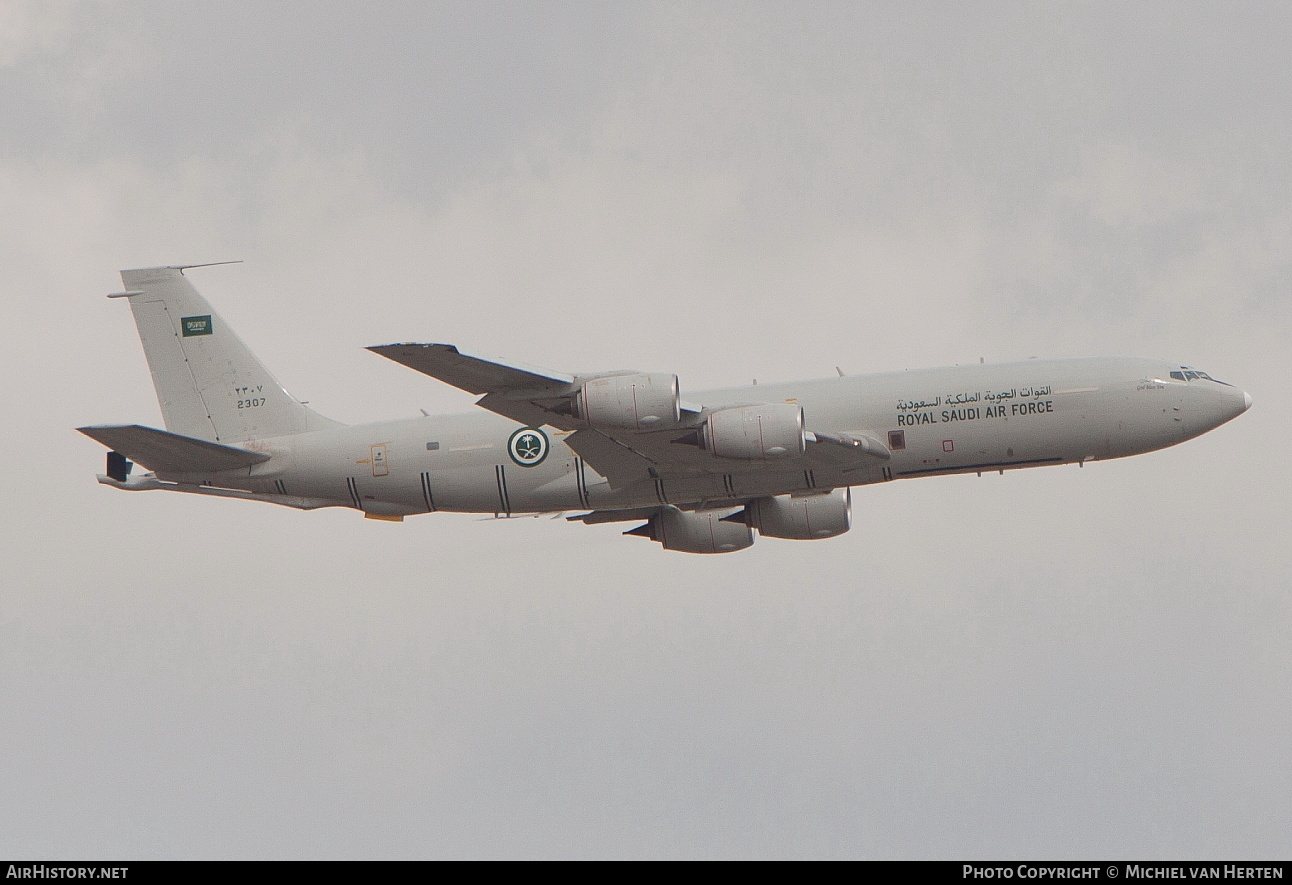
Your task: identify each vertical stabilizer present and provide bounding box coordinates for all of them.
[115,266,341,443]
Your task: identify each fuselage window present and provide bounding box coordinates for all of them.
[1170,371,1186,381]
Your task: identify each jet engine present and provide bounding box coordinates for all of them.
[743,488,851,540]
[701,403,806,459]
[573,372,680,431]
[626,506,755,554]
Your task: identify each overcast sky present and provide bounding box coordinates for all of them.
[2,1,1289,859]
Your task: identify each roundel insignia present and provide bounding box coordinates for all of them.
[507,427,549,467]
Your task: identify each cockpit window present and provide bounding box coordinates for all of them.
[1173,367,1233,386]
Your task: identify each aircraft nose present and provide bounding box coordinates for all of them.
[1217,386,1252,424]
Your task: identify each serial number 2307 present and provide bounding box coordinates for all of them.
[237,398,266,409]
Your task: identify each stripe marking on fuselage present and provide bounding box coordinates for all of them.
[495,464,511,515]
[420,471,436,513]
[575,458,590,509]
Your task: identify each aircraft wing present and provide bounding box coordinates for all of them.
[369,342,652,431]
[368,343,889,488]
[77,424,271,474]
[562,428,661,488]
[367,343,575,396]
[562,425,890,488]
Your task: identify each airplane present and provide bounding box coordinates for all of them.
[78,264,1252,553]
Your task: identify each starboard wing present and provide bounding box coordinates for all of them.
[367,343,575,396]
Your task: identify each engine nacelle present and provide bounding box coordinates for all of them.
[628,507,755,554]
[747,488,851,540]
[574,372,680,431]
[702,403,805,460]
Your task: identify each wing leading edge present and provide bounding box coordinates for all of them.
[367,343,575,396]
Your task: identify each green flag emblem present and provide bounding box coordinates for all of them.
[181,315,213,337]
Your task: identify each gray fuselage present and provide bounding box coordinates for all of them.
[219,356,1248,518]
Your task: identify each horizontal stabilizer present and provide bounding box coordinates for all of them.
[77,424,271,474]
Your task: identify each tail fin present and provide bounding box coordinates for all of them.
[114,265,341,443]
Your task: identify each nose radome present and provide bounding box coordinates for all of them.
[1244,391,1253,411]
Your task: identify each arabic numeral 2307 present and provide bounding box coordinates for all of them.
[237,398,266,409]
